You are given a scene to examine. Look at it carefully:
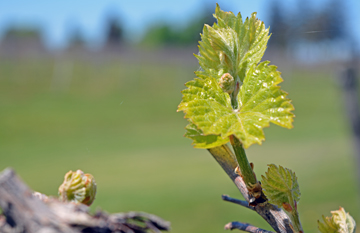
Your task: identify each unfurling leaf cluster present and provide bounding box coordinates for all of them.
[318,207,356,233]
[178,4,294,149]
[195,4,270,83]
[58,170,97,206]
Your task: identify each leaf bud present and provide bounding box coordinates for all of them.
[248,181,262,199]
[332,207,356,233]
[58,170,97,206]
[218,73,235,94]
[318,207,356,233]
[282,202,293,212]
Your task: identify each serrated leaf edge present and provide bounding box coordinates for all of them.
[261,164,300,207]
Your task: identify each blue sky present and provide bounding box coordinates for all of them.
[0,0,358,49]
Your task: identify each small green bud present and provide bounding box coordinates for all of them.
[58,170,97,206]
[218,73,235,94]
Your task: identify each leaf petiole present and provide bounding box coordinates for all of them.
[230,80,240,110]
[229,135,256,187]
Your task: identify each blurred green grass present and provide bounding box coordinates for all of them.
[0,55,359,232]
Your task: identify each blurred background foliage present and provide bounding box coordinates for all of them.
[0,0,360,232]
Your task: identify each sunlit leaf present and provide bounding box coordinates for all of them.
[261,164,300,208]
[185,122,229,148]
[195,4,270,82]
[178,61,294,148]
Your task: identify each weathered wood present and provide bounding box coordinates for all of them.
[341,64,360,186]
[0,168,76,233]
[0,168,170,233]
[224,221,275,233]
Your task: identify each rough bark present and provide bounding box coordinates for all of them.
[0,168,170,233]
[225,221,274,233]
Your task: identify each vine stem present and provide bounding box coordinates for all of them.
[207,145,295,232]
[230,80,240,109]
[222,194,254,210]
[290,210,303,233]
[229,79,257,188]
[229,135,257,187]
[287,198,303,233]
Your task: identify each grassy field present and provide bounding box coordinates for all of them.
[0,52,359,232]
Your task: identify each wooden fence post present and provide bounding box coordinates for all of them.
[341,60,360,187]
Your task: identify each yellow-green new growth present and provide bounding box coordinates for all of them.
[195,4,270,83]
[261,164,300,207]
[318,207,356,233]
[178,5,294,149]
[58,170,97,206]
[261,164,302,232]
[179,61,294,149]
[219,73,235,94]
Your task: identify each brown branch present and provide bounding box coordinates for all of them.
[0,168,170,233]
[208,146,295,233]
[222,195,254,211]
[225,221,274,233]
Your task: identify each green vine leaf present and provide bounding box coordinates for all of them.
[185,122,229,149]
[261,165,303,232]
[261,164,300,208]
[195,4,270,82]
[178,61,294,148]
[318,207,356,233]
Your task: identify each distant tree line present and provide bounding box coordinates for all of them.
[140,8,216,47]
[1,14,126,49]
[0,0,351,50]
[140,0,349,48]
